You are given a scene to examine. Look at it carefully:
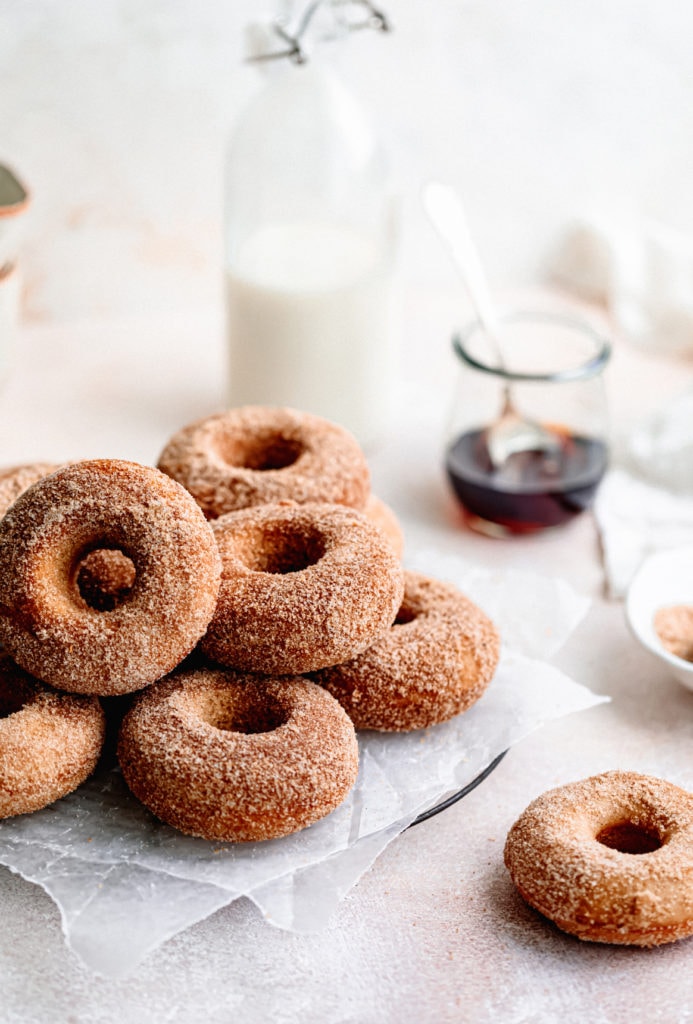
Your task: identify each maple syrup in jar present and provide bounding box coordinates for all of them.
[445,312,611,536]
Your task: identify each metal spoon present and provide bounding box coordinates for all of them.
[423,180,560,469]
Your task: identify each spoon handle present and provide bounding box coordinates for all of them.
[422,181,506,372]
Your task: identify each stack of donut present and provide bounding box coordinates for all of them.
[0,406,500,844]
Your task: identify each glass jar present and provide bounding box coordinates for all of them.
[444,311,611,536]
[224,38,396,448]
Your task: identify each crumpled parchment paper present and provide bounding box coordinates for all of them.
[0,551,604,977]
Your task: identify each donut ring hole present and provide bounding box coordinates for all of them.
[393,602,419,626]
[177,690,289,736]
[237,523,326,575]
[216,430,304,472]
[0,676,30,719]
[74,548,137,612]
[596,820,664,855]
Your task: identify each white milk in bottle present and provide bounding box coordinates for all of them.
[227,221,393,442]
[224,20,396,448]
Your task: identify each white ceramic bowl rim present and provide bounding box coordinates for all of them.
[626,544,693,675]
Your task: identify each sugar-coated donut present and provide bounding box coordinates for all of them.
[504,771,693,946]
[0,462,138,610]
[364,494,404,560]
[0,462,60,517]
[118,666,359,842]
[0,460,222,696]
[157,406,370,518]
[201,502,404,675]
[312,571,500,731]
[0,655,105,818]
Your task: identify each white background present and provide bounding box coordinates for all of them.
[3,0,693,323]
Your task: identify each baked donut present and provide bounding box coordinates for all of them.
[364,494,404,560]
[312,571,500,731]
[157,406,370,518]
[0,462,60,517]
[504,771,693,946]
[201,502,404,675]
[0,460,222,696]
[0,462,136,610]
[118,666,359,842]
[0,655,105,818]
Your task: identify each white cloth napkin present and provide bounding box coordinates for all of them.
[549,213,693,595]
[550,212,693,355]
[594,469,693,598]
[594,386,693,597]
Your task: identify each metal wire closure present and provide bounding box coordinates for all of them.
[247,0,391,65]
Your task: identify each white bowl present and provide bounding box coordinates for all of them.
[626,545,693,691]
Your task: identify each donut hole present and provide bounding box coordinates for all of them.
[217,432,304,472]
[75,548,137,612]
[190,691,288,735]
[596,820,663,855]
[393,604,418,626]
[240,524,326,575]
[0,678,30,719]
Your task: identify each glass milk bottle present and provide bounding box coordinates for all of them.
[224,18,396,448]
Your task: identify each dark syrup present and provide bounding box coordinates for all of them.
[445,427,608,533]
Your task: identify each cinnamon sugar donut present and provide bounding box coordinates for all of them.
[118,667,359,842]
[0,655,105,818]
[201,502,404,675]
[504,771,693,946]
[312,571,500,731]
[0,462,61,517]
[0,462,136,609]
[157,406,370,518]
[364,494,404,560]
[0,460,222,696]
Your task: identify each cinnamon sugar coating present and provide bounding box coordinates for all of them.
[0,462,61,518]
[118,667,359,842]
[312,571,500,731]
[157,406,370,518]
[201,502,404,675]
[654,605,693,662]
[0,655,105,817]
[0,463,144,610]
[0,460,222,696]
[364,494,405,560]
[504,771,693,946]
